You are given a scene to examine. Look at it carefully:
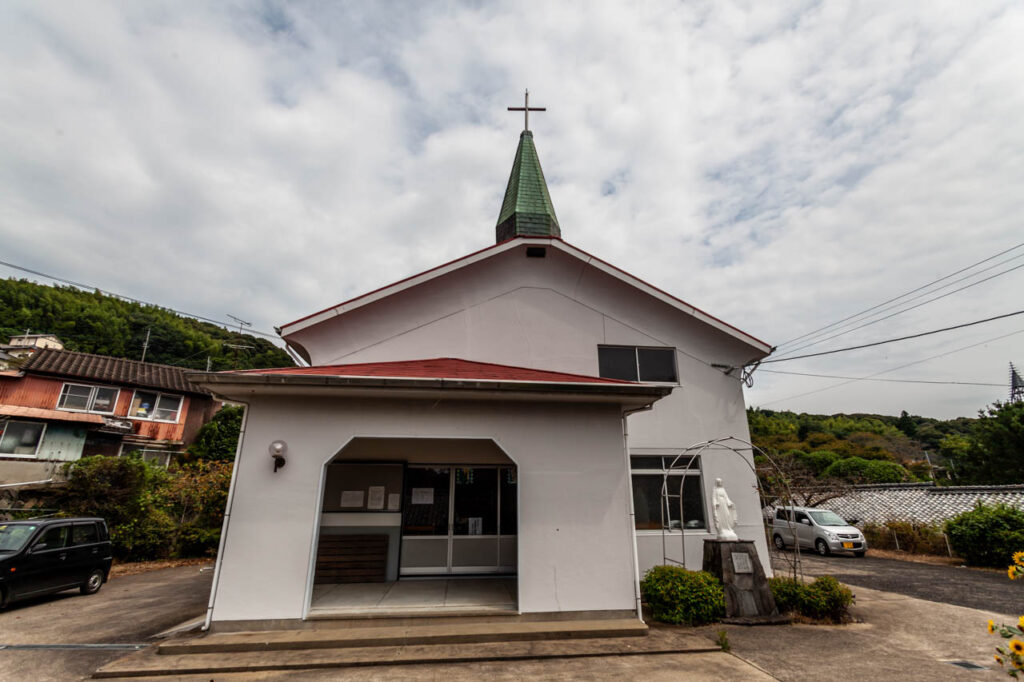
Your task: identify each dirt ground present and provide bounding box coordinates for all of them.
[109,557,213,578]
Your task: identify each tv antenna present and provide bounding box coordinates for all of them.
[226,314,252,336]
[1011,363,1023,403]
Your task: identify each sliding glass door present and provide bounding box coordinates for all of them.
[400,465,516,575]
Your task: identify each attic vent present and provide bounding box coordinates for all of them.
[526,247,547,258]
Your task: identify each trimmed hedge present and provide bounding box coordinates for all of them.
[769,575,853,623]
[640,565,726,626]
[945,503,1024,567]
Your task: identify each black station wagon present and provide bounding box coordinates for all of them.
[0,517,112,608]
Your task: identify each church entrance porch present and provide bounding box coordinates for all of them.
[310,438,518,616]
[309,577,517,617]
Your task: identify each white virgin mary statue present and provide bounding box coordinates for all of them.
[711,478,739,541]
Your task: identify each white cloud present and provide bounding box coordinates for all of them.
[1,0,1021,418]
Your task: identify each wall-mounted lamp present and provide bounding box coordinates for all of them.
[269,440,287,473]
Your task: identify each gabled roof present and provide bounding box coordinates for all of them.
[233,358,633,384]
[495,131,560,242]
[19,348,210,396]
[279,237,772,355]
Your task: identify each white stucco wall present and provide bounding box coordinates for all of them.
[285,243,771,575]
[211,394,639,623]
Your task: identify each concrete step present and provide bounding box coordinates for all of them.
[93,628,719,678]
[157,618,649,654]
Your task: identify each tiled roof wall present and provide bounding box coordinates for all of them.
[20,348,207,395]
[826,483,1024,526]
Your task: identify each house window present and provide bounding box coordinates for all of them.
[129,390,183,422]
[598,346,678,382]
[630,455,705,531]
[57,383,119,414]
[0,420,46,457]
[118,445,174,467]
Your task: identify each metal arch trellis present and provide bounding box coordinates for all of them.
[657,436,804,581]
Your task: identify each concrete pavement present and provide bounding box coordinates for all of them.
[0,563,213,682]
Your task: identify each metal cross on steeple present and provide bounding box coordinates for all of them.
[507,89,546,132]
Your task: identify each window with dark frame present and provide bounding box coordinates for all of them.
[630,455,705,531]
[598,346,678,382]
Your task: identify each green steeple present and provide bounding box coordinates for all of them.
[495,130,560,243]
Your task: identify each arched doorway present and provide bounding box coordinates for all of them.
[309,437,518,616]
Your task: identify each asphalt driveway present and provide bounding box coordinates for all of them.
[772,549,1022,616]
[0,563,213,681]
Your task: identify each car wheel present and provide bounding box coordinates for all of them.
[81,569,105,595]
[773,534,786,550]
[815,539,831,556]
[854,550,866,558]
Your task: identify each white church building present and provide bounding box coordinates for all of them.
[192,121,773,629]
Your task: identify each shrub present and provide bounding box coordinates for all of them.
[58,454,232,561]
[185,406,244,462]
[822,456,909,483]
[795,450,841,475]
[769,575,853,623]
[640,565,726,626]
[946,503,1024,567]
[768,576,805,615]
[862,520,949,555]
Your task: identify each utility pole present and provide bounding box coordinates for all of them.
[140,328,151,363]
[206,356,212,372]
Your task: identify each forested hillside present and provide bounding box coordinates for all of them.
[748,408,975,487]
[0,278,293,370]
[749,404,1024,488]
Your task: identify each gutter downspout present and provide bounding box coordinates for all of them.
[622,403,654,623]
[202,401,249,632]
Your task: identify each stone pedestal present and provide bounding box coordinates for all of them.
[702,539,789,625]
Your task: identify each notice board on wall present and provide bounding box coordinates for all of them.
[323,463,404,513]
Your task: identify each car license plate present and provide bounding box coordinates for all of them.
[842,542,854,549]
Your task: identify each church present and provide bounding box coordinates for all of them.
[191,101,773,629]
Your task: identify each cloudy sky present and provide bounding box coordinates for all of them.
[2,1,1022,419]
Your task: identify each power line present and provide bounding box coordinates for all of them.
[771,259,1024,359]
[757,326,1024,407]
[759,369,1004,387]
[762,309,1024,364]
[775,240,1024,349]
[0,259,279,340]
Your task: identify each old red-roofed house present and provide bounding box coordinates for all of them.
[0,348,218,483]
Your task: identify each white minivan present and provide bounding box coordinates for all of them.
[772,506,866,557]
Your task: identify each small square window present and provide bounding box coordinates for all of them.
[637,348,677,382]
[598,347,639,381]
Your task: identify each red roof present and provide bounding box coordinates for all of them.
[233,358,634,385]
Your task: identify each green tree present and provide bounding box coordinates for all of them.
[59,455,174,560]
[186,405,245,461]
[956,401,1024,484]
[895,410,918,438]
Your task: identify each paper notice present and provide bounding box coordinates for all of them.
[340,490,364,508]
[367,486,386,510]
[387,493,401,511]
[468,517,483,535]
[411,487,434,505]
